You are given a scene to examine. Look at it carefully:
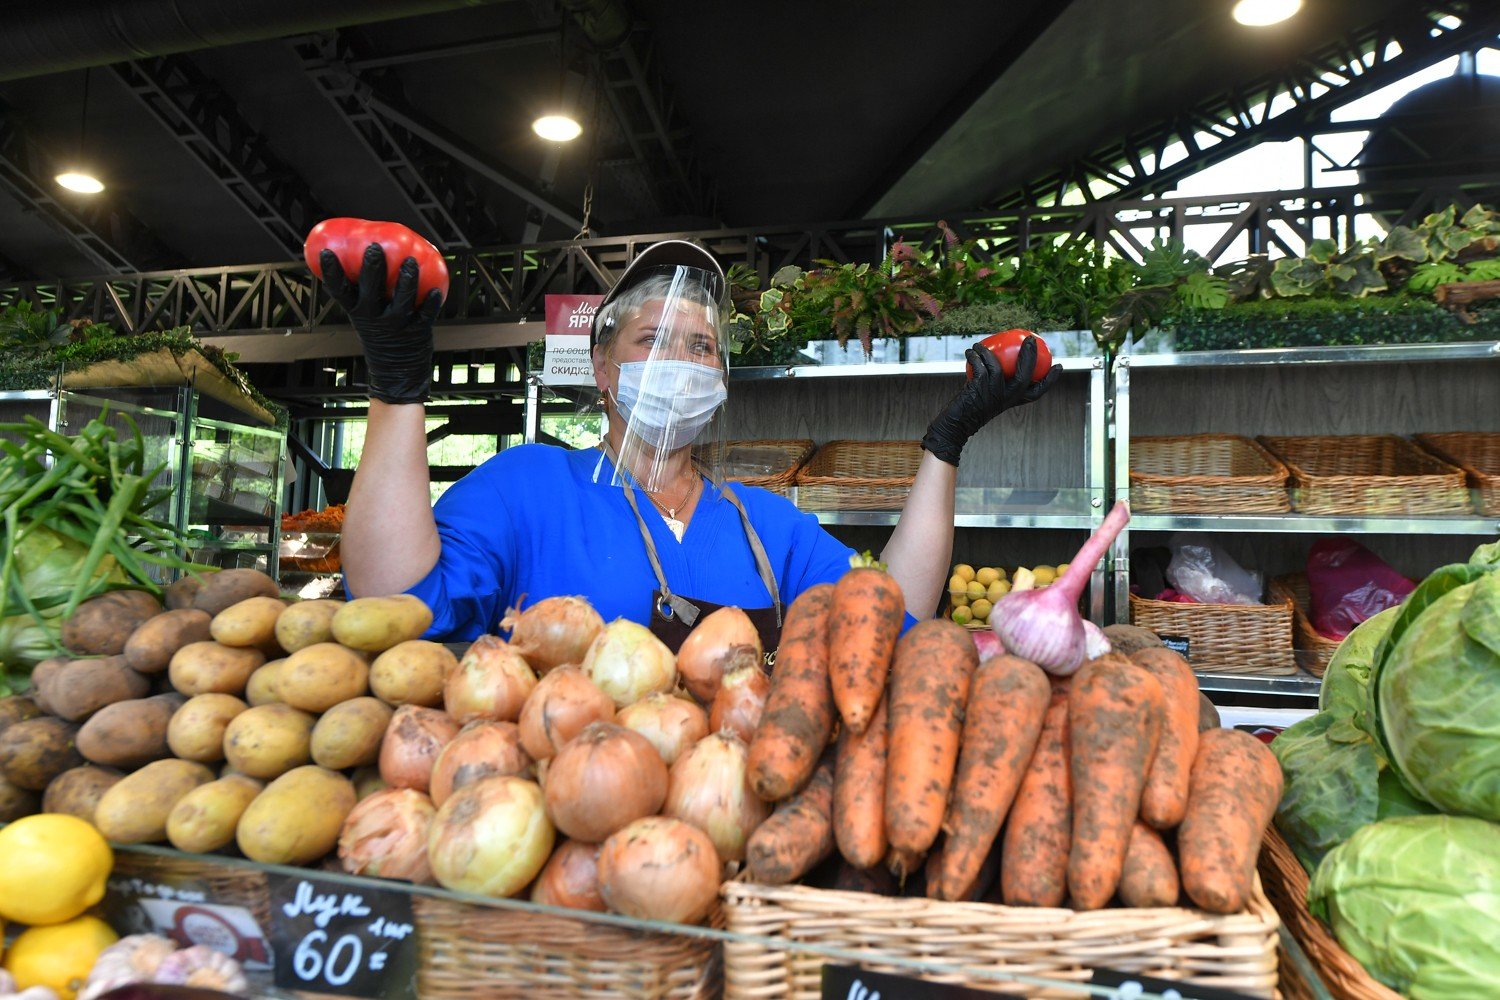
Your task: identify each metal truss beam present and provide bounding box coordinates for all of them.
[992,2,1500,209]
[0,101,179,275]
[110,55,329,259]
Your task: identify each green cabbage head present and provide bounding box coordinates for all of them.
[1309,814,1500,998]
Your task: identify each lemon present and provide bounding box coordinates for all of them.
[3,915,117,1000]
[1057,563,1070,577]
[974,567,999,587]
[0,814,113,926]
[950,606,973,626]
[965,580,987,601]
[1033,565,1057,586]
[953,564,975,582]
[970,598,993,620]
[986,580,1007,603]
[948,574,967,594]
[950,594,970,607]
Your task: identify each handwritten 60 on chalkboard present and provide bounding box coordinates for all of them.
[267,873,419,999]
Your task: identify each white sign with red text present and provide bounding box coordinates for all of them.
[541,294,604,386]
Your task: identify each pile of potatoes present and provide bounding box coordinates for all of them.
[0,568,450,870]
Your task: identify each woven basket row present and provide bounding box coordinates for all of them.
[1267,573,1341,678]
[708,438,923,509]
[1130,432,1500,516]
[1129,591,1298,676]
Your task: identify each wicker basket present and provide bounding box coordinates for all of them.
[1130,435,1291,514]
[1414,431,1500,515]
[1257,435,1471,516]
[792,440,923,510]
[1267,574,1341,678]
[1129,591,1297,675]
[722,880,1281,999]
[701,439,816,497]
[1258,827,1399,1000]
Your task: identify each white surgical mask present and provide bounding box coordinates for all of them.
[614,360,727,450]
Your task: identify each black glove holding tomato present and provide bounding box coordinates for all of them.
[921,334,1063,466]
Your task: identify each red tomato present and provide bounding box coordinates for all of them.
[965,329,1052,382]
[304,218,451,307]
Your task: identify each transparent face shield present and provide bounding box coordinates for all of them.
[591,264,731,495]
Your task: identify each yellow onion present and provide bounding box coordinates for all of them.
[427,775,554,897]
[379,705,460,792]
[664,732,769,863]
[338,788,436,884]
[530,839,605,911]
[616,693,709,766]
[444,635,538,724]
[517,665,616,760]
[502,595,605,674]
[709,664,770,744]
[676,606,762,703]
[544,722,666,842]
[429,721,534,806]
[598,816,720,925]
[583,619,676,707]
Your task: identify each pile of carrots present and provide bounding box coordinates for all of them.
[743,565,1283,915]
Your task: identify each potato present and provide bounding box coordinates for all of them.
[192,569,279,617]
[237,765,356,865]
[42,764,124,823]
[124,608,213,673]
[211,596,287,655]
[352,766,388,801]
[61,589,162,655]
[0,716,83,789]
[94,758,216,844]
[245,660,283,706]
[275,600,344,654]
[278,643,370,713]
[0,772,39,821]
[1104,623,1166,657]
[0,695,42,734]
[165,574,203,611]
[312,697,394,770]
[1199,691,1222,733]
[223,703,316,780]
[27,657,68,714]
[370,640,455,707]
[77,693,183,769]
[331,595,433,653]
[46,656,151,721]
[167,693,250,763]
[169,641,265,697]
[166,774,263,853]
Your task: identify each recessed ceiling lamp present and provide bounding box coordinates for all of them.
[1233,0,1302,27]
[532,113,582,142]
[56,67,106,194]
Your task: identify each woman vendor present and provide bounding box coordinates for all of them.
[323,239,1060,652]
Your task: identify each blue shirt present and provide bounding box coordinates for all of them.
[389,444,887,641]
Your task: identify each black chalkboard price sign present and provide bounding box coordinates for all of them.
[266,873,418,999]
[821,964,1262,1000]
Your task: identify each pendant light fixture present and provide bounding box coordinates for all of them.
[55,67,105,194]
[1232,0,1302,27]
[532,23,583,142]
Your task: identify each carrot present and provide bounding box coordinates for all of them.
[828,564,905,736]
[885,843,926,889]
[833,696,888,869]
[927,836,1004,902]
[883,619,978,855]
[1066,653,1165,910]
[1118,819,1180,908]
[748,584,836,801]
[1131,647,1201,830]
[1179,728,1283,914]
[931,655,1051,901]
[745,756,835,885]
[833,859,898,896]
[1000,680,1071,906]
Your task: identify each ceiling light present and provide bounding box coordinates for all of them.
[532,114,582,142]
[1233,0,1302,27]
[55,171,104,194]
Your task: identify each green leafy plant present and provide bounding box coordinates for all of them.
[1166,294,1499,351]
[1010,238,1134,333]
[793,241,943,356]
[0,301,72,350]
[1272,239,1388,298]
[919,221,1016,308]
[922,301,1041,337]
[1406,257,1500,293]
[726,263,807,365]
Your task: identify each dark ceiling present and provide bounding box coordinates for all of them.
[0,0,1439,281]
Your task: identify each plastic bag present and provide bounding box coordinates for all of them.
[1166,534,1264,605]
[1306,538,1415,641]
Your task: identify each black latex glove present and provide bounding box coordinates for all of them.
[921,337,1063,466]
[320,243,443,404]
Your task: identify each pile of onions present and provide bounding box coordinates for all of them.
[502,596,604,674]
[664,732,769,863]
[337,788,436,884]
[584,620,676,707]
[544,722,667,841]
[676,606,762,702]
[379,705,460,792]
[517,665,615,761]
[444,635,538,723]
[427,775,554,897]
[709,664,770,744]
[598,816,721,925]
[429,721,534,806]
[616,693,708,766]
[530,839,605,912]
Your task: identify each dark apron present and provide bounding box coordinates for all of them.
[619,481,784,663]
